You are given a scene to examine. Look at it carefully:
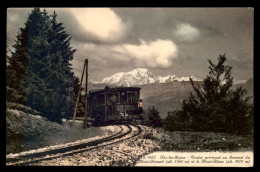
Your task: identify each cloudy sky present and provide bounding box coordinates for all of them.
[7,8,254,82]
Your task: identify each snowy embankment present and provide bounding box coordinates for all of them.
[6,126,121,159]
[6,108,120,155]
[25,125,163,166]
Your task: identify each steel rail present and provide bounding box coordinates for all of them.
[6,125,124,164]
[7,125,142,166]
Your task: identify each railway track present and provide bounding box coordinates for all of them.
[6,125,142,166]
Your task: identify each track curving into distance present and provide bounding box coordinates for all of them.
[6,125,142,166]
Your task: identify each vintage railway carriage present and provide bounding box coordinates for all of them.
[88,86,142,123]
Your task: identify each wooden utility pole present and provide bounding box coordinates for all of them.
[73,61,86,122]
[85,59,88,122]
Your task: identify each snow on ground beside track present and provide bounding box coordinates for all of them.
[6,108,122,154]
[101,125,124,135]
[43,122,121,147]
[22,125,162,166]
[6,125,121,159]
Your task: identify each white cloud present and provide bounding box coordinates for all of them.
[69,8,126,43]
[71,39,178,79]
[112,39,178,68]
[174,23,200,42]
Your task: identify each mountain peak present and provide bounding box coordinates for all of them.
[128,68,150,75]
[101,68,202,86]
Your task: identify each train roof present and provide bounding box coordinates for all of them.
[89,86,141,95]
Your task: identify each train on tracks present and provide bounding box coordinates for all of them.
[88,86,142,124]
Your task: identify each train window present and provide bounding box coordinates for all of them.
[121,91,127,103]
[127,92,132,103]
[106,93,112,104]
[106,92,120,104]
[109,92,119,104]
[114,92,120,103]
[133,92,139,102]
[127,91,139,103]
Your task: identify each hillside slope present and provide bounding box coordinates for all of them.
[6,107,120,155]
[141,78,253,119]
[87,78,253,119]
[232,78,254,103]
[140,81,199,118]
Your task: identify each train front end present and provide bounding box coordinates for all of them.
[88,86,142,124]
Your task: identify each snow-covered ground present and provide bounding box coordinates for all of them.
[7,125,162,166]
[6,109,121,155]
[6,125,122,160]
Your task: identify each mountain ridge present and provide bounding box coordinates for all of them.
[90,68,202,86]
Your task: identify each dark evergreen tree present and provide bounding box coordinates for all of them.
[163,111,188,132]
[6,8,77,123]
[165,54,253,134]
[142,107,163,128]
[6,26,28,105]
[43,10,76,121]
[25,8,52,115]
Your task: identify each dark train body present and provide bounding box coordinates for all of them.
[88,86,142,124]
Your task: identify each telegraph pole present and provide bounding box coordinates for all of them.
[85,59,88,123]
[73,59,88,123]
[73,61,86,122]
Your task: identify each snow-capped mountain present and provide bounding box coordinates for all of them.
[100,68,202,86]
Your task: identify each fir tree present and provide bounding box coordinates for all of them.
[6,24,28,105]
[7,8,77,123]
[164,54,253,134]
[25,8,52,114]
[44,10,76,121]
[142,107,163,128]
